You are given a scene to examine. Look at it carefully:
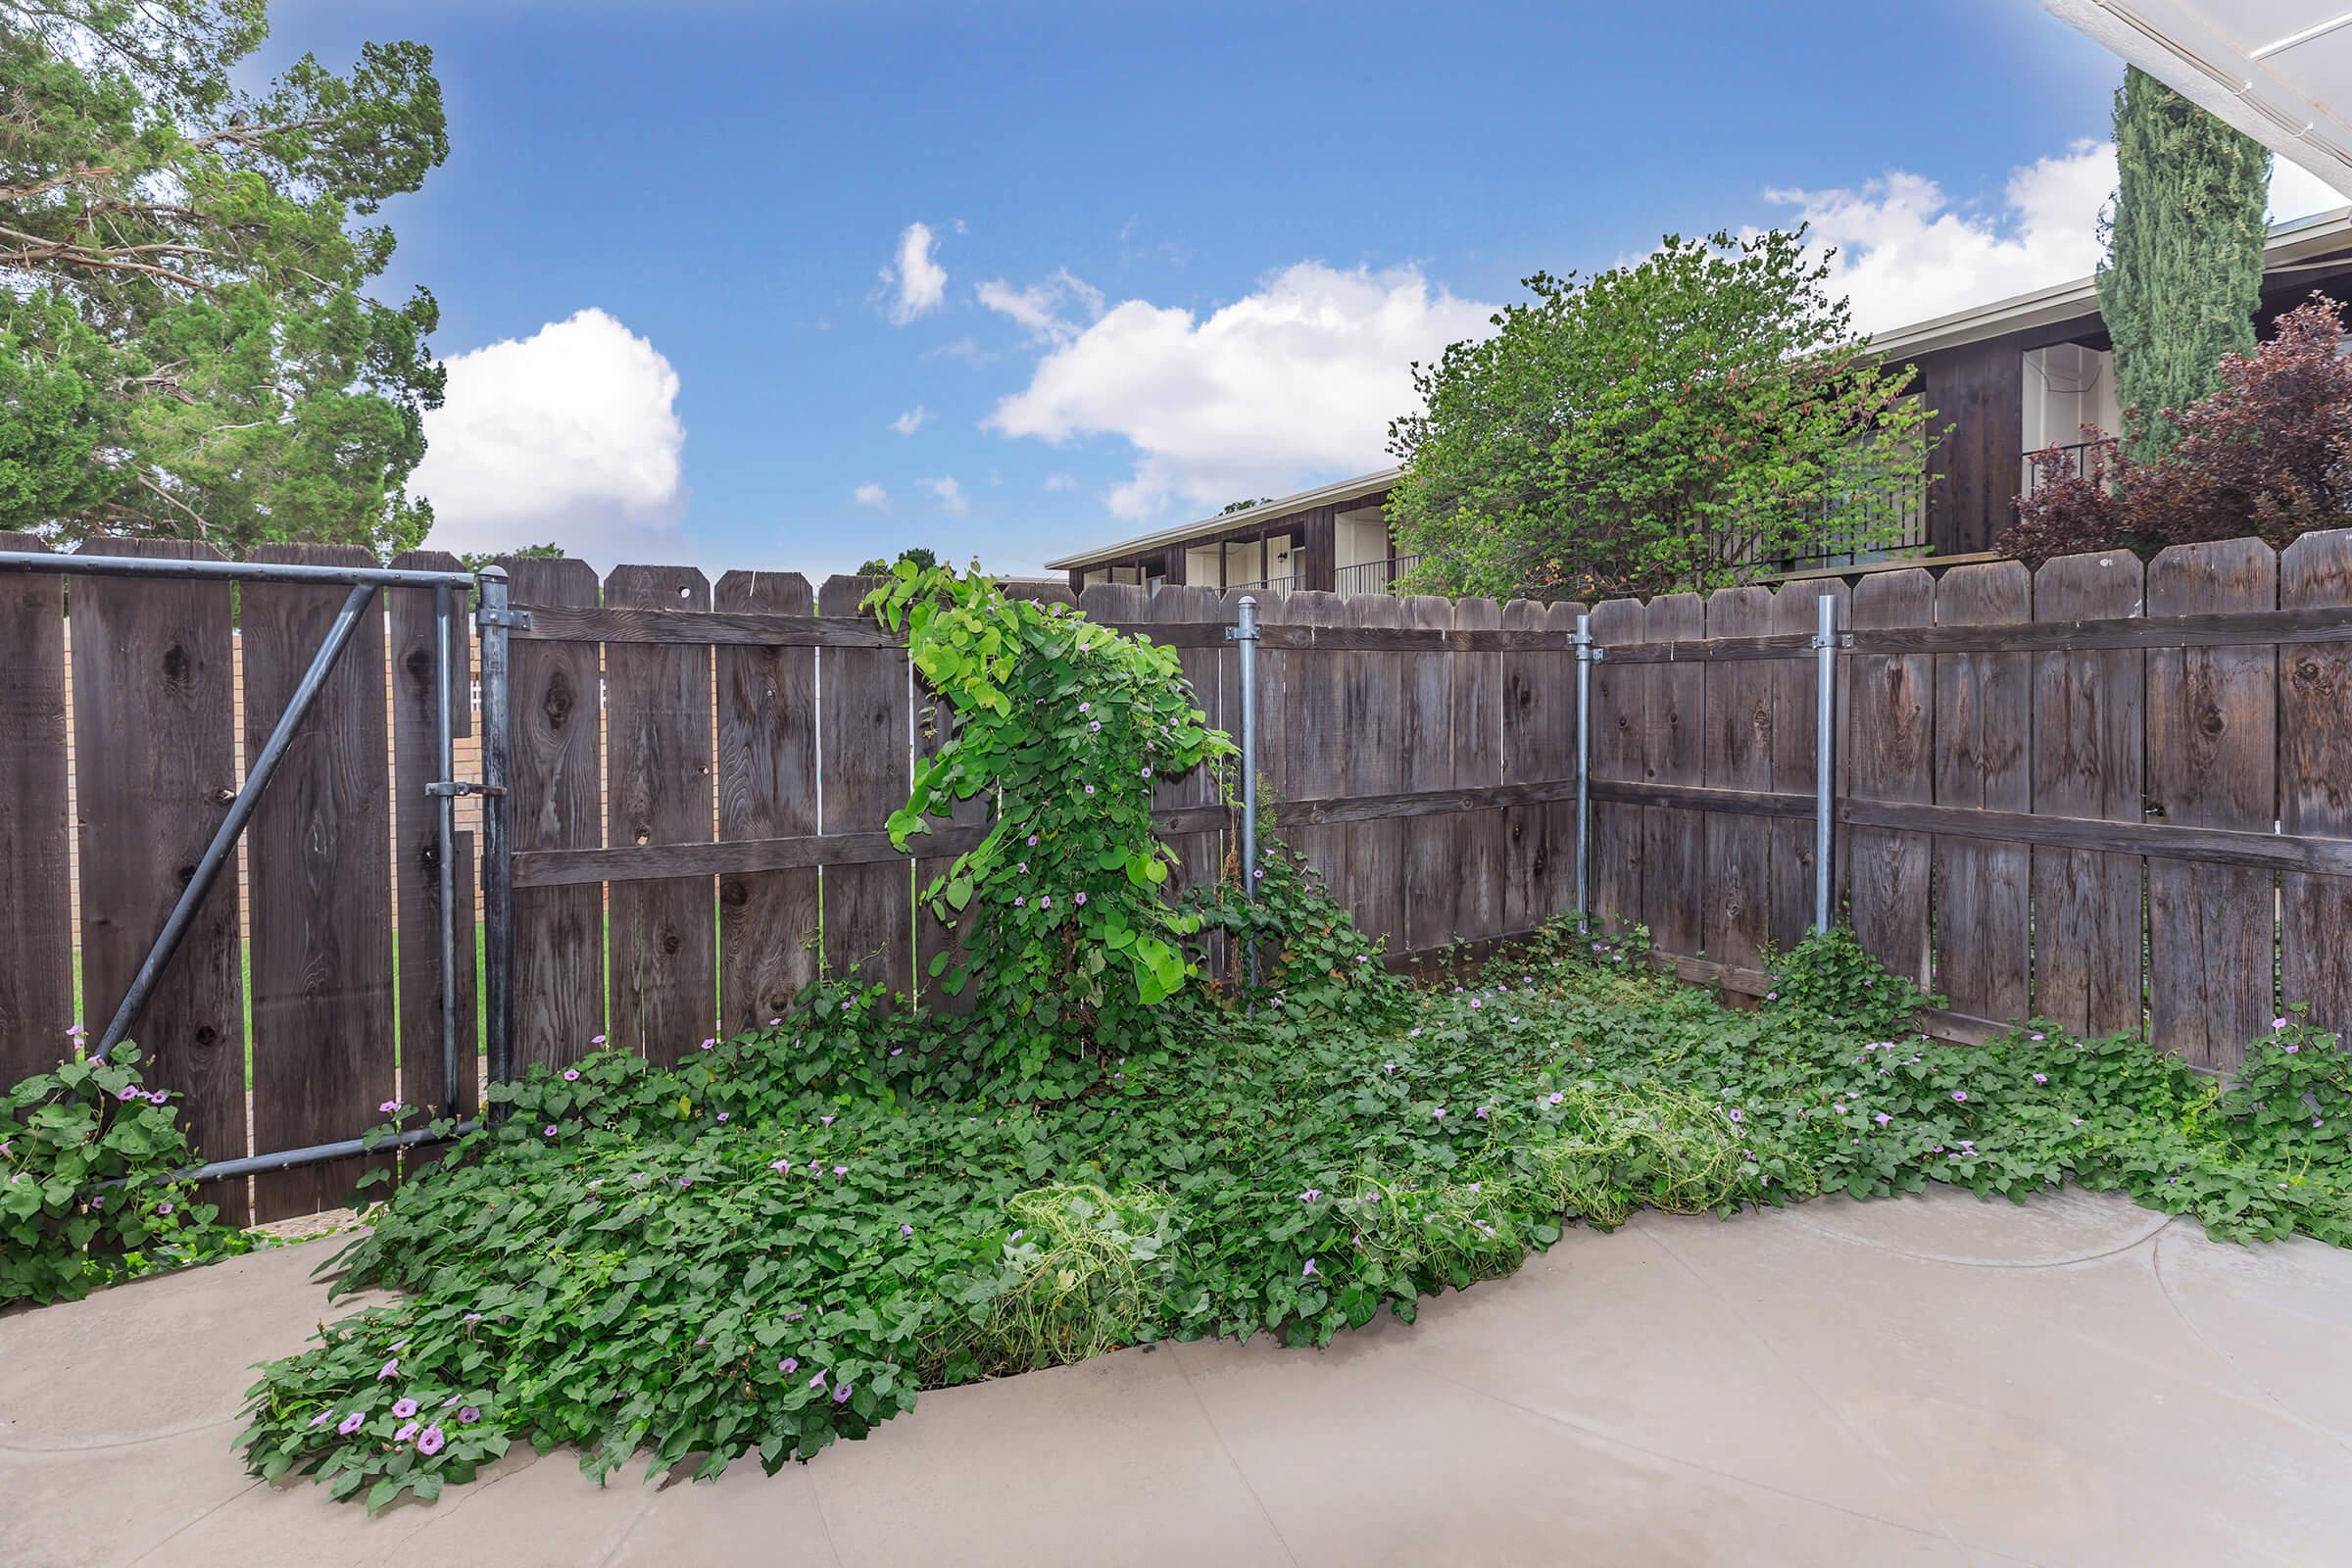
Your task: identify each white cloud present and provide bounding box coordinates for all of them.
[1043,472,1078,492]
[921,475,969,514]
[879,221,948,324]
[977,269,1105,343]
[1764,141,2117,334]
[854,482,889,510]
[2271,157,2346,222]
[413,307,686,564]
[1770,141,2351,338]
[890,405,932,437]
[986,262,1494,521]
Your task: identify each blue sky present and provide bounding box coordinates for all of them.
[261,1,2346,578]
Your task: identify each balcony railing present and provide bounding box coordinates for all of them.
[1226,573,1299,594]
[2021,440,2103,497]
[1719,478,1929,578]
[1334,554,1423,596]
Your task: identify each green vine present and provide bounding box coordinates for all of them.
[868,564,1234,1076]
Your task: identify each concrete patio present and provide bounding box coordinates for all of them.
[6,1185,2350,1567]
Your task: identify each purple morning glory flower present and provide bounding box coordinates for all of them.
[377,1358,399,1380]
[395,1421,419,1445]
[1299,1188,1322,1202]
[564,1068,580,1082]
[417,1426,445,1456]
[2273,1016,2289,1031]
[1951,1091,1967,1102]
[116,1085,141,1102]
[1728,1109,1743,1123]
[459,1406,481,1424]
[1547,1093,1563,1104]
[1074,892,1087,906]
[780,1357,799,1373]
[700,1038,716,1051]
[717,1111,730,1123]
[592,1033,607,1045]
[1040,895,1052,909]
[809,1371,827,1389]
[338,1411,365,1436]
[820,1114,835,1126]
[1432,1106,1446,1120]
[391,1397,418,1419]
[2032,1073,2047,1085]
[1302,1258,1318,1277]
[1874,1112,1891,1126]
[378,1100,400,1114]
[901,1223,913,1236]
[834,1383,853,1404]
[310,1410,332,1428]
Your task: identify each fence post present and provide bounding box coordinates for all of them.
[476,566,516,1103]
[1229,594,1261,987]
[1572,612,1597,927]
[432,582,461,1120]
[1813,592,1838,933]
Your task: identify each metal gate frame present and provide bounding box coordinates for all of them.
[0,549,507,1182]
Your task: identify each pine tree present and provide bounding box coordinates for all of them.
[2097,67,2273,464]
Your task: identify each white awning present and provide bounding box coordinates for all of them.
[2046,2,2352,198]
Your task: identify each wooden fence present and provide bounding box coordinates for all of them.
[7,533,2350,1223]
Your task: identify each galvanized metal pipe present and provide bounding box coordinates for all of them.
[1235,594,1261,989]
[433,582,462,1119]
[0,549,473,591]
[100,1121,481,1190]
[1814,593,1838,932]
[477,567,516,1102]
[1573,612,1593,926]
[93,580,380,1057]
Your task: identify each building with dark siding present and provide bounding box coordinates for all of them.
[1049,206,2352,596]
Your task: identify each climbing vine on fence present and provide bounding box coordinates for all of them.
[868,563,1233,1088]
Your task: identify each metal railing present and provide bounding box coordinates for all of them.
[1333,555,1423,596]
[1226,573,1299,594]
[2021,440,2103,496]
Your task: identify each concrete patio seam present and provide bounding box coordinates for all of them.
[1167,1347,1306,1567]
[1631,1211,1977,1558]
[1779,1203,2177,1270]
[2146,1229,2352,1457]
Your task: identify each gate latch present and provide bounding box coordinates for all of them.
[424,780,507,799]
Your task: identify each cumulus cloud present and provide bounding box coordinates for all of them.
[879,221,948,324]
[977,269,1105,343]
[854,482,889,510]
[890,405,932,436]
[412,307,686,564]
[921,475,969,514]
[1763,141,2118,334]
[1043,472,1078,492]
[1772,141,2350,337]
[986,262,1494,520]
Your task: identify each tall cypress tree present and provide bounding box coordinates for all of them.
[2097,67,2272,464]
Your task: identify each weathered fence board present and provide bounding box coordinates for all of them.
[1587,597,1644,934]
[2279,531,2352,1052]
[1931,561,2032,1026]
[604,564,716,1057]
[1846,569,1935,985]
[1703,586,1774,971]
[0,533,73,1079]
[504,556,605,1071]
[242,544,395,1222]
[1400,594,1457,952]
[715,570,820,1033]
[388,550,477,1128]
[2029,551,2144,1037]
[2146,540,2278,1070]
[70,539,248,1216]
[818,575,911,995]
[1641,593,1706,958]
[1449,598,1505,945]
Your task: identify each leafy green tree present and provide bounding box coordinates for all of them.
[1386,229,1932,601]
[2099,66,2272,464]
[0,1,448,556]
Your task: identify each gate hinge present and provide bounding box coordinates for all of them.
[476,605,534,631]
[1574,644,1606,662]
[1223,626,1259,642]
[425,780,507,799]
